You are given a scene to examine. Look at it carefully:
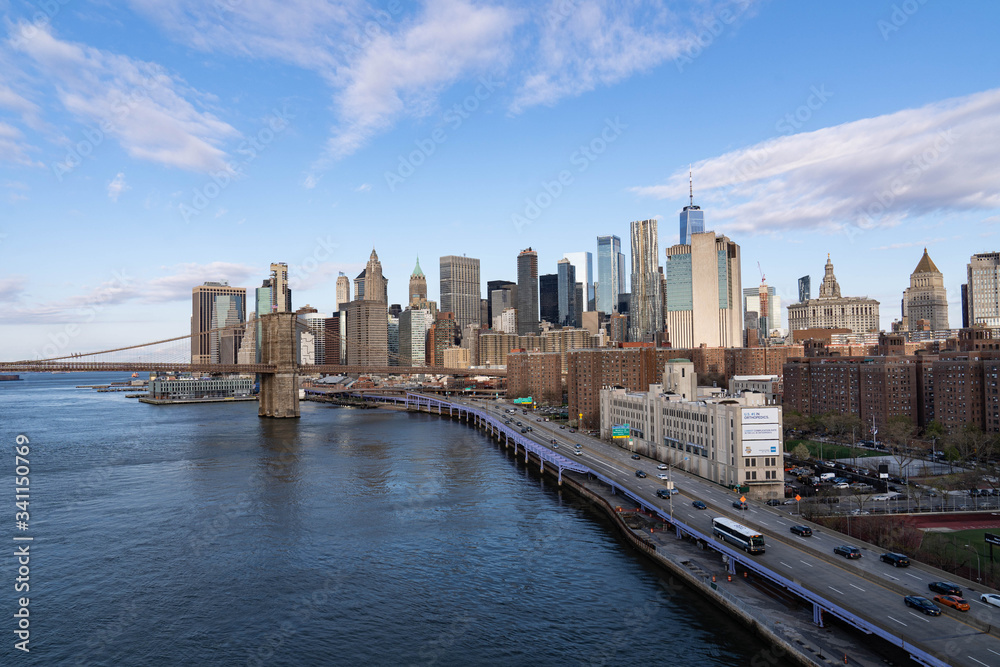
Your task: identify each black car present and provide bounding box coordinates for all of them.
[635,470,647,478]
[833,545,862,559]
[880,552,910,567]
[928,581,962,596]
[732,500,748,510]
[559,426,565,430]
[790,525,812,537]
[520,428,527,434]
[904,595,941,616]
[765,499,782,506]
[656,489,670,499]
[692,500,707,510]
[631,454,640,460]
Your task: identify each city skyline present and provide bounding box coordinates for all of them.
[2,2,1000,359]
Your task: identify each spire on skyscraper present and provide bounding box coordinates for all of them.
[689,167,693,207]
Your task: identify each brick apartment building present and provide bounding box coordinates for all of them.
[507,351,562,405]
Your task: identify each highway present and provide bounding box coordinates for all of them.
[467,398,1000,667]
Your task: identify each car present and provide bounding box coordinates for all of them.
[550,438,558,444]
[656,489,670,499]
[833,545,861,559]
[657,464,669,470]
[575,443,583,449]
[656,473,669,480]
[516,421,522,426]
[732,500,748,510]
[536,418,541,422]
[631,454,641,460]
[880,552,910,567]
[783,499,797,505]
[833,482,849,489]
[928,582,962,596]
[904,596,941,616]
[559,425,565,429]
[981,593,1000,608]
[765,499,782,506]
[790,525,812,536]
[568,428,576,433]
[635,470,647,478]
[574,449,584,456]
[934,595,970,612]
[692,500,707,510]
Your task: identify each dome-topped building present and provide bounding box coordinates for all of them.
[901,248,949,331]
[787,255,880,334]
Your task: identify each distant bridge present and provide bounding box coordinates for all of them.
[0,312,505,418]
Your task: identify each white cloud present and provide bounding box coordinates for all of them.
[107,171,129,201]
[354,183,371,192]
[326,0,517,159]
[0,120,41,167]
[511,0,757,113]
[9,23,239,172]
[631,87,1000,234]
[302,173,320,190]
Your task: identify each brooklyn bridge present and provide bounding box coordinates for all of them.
[0,312,506,418]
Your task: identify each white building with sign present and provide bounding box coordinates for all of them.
[599,359,784,500]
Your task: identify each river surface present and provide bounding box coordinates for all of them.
[0,373,784,665]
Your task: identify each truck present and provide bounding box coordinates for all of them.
[819,472,835,481]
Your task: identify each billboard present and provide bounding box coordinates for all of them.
[741,407,780,424]
[612,424,630,439]
[513,397,533,404]
[742,423,781,440]
[743,439,780,457]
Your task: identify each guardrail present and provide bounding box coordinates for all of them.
[396,396,951,667]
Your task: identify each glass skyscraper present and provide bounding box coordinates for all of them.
[679,206,704,245]
[557,259,578,327]
[562,251,593,312]
[596,235,624,314]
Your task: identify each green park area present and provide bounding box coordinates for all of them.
[786,439,882,461]
[919,528,1000,585]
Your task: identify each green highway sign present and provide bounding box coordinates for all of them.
[612,424,630,439]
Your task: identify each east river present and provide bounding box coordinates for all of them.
[0,373,784,665]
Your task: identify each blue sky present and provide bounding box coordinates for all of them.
[2,0,999,360]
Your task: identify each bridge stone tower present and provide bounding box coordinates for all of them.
[258,311,300,418]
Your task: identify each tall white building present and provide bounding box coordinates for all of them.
[493,307,518,334]
[743,284,781,334]
[665,231,743,348]
[299,311,327,365]
[440,255,481,331]
[399,308,434,367]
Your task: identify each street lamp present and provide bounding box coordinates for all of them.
[965,544,982,583]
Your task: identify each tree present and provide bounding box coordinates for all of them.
[792,443,810,461]
[882,415,918,511]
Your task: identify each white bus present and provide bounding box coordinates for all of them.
[712,517,766,554]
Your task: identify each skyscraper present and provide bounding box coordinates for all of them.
[596,235,622,315]
[539,273,559,325]
[743,284,781,337]
[797,275,810,303]
[629,219,663,342]
[336,272,351,309]
[191,281,247,365]
[345,300,388,366]
[487,280,516,324]
[299,311,327,365]
[399,307,433,367]
[517,248,539,335]
[408,257,427,308]
[268,263,291,313]
[787,255,879,333]
[557,258,578,327]
[563,251,593,312]
[901,248,949,331]
[665,231,742,348]
[440,255,481,332]
[679,172,704,245]
[363,249,388,304]
[965,251,1000,327]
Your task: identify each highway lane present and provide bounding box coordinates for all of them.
[470,400,1000,666]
